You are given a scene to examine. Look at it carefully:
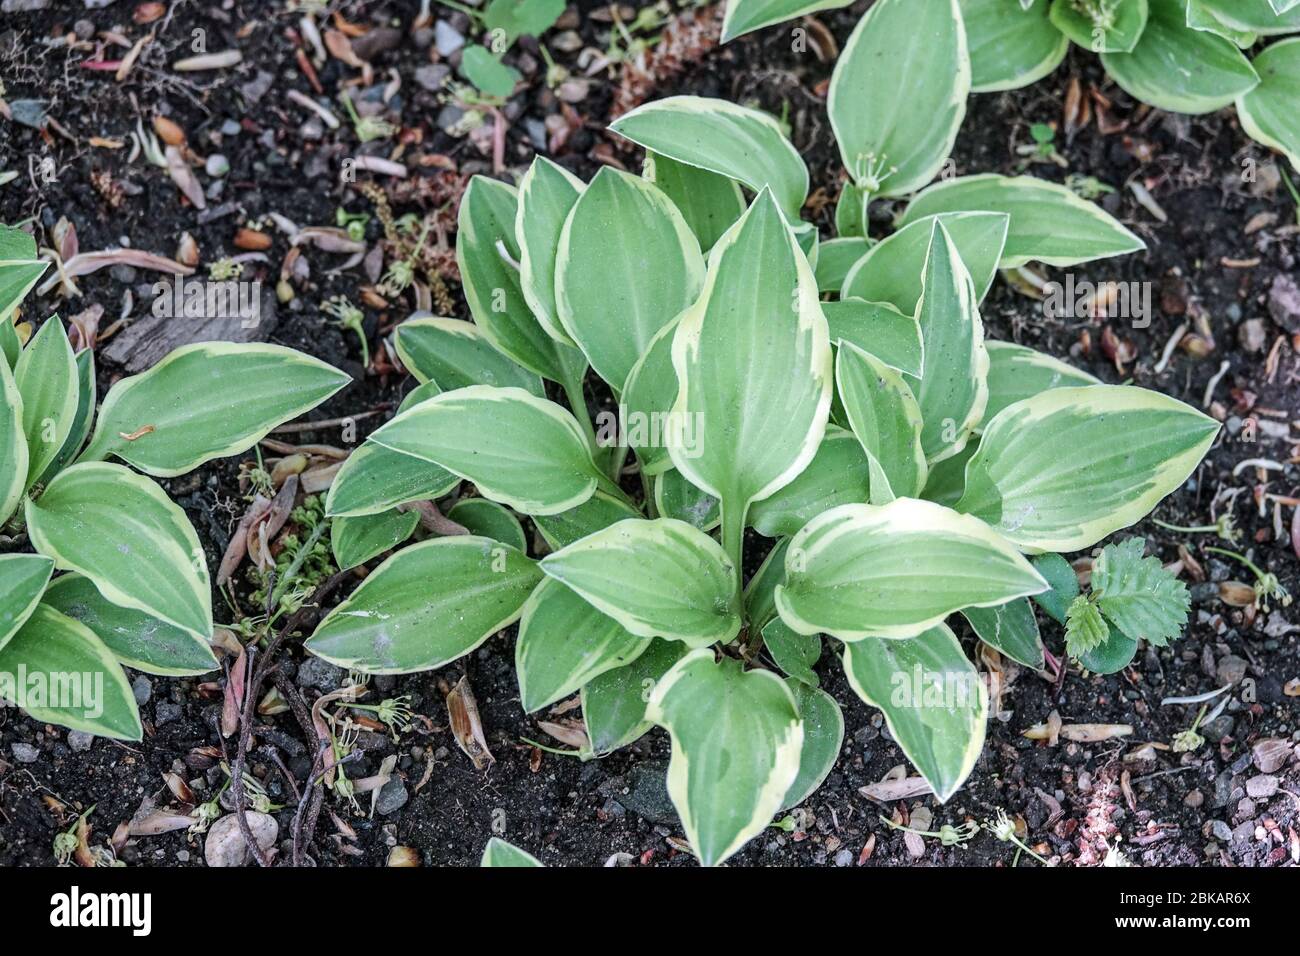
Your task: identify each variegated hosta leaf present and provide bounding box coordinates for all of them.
[835,182,870,239]
[330,510,419,571]
[79,343,350,478]
[744,537,791,631]
[1238,38,1300,172]
[42,572,218,677]
[763,617,821,686]
[0,254,47,325]
[829,0,970,198]
[900,174,1145,267]
[842,623,988,801]
[654,468,720,532]
[1049,0,1149,52]
[0,554,54,653]
[836,343,927,503]
[366,385,606,516]
[1195,0,1300,32]
[394,316,543,395]
[670,189,832,561]
[1275,0,1300,15]
[1100,0,1259,114]
[907,220,989,465]
[921,438,978,508]
[0,319,19,373]
[982,340,1099,427]
[780,679,843,810]
[325,439,459,518]
[621,317,682,477]
[644,151,746,252]
[457,176,587,385]
[481,838,544,867]
[515,578,652,713]
[609,96,809,218]
[775,499,1047,641]
[0,356,27,526]
[823,299,924,380]
[581,638,688,755]
[532,489,642,551]
[1184,0,1260,47]
[815,237,872,294]
[556,167,704,392]
[842,211,1011,313]
[961,597,1045,669]
[26,463,213,640]
[647,651,804,867]
[540,518,740,648]
[960,0,1070,91]
[0,604,142,740]
[306,537,542,673]
[956,385,1220,551]
[446,497,527,551]
[15,317,77,489]
[748,426,872,537]
[721,0,855,41]
[516,156,585,345]
[37,348,95,486]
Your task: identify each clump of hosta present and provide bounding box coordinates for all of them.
[304,55,1216,863]
[0,224,350,740]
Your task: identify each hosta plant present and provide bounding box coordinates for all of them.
[0,224,350,740]
[304,83,1216,864]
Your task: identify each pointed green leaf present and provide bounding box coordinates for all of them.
[0,356,27,526]
[0,553,54,653]
[532,489,641,551]
[763,617,821,687]
[1237,38,1300,173]
[823,298,924,379]
[15,317,77,489]
[1029,551,1080,623]
[516,156,585,345]
[815,237,872,294]
[36,347,95,486]
[653,468,720,532]
[982,340,1099,428]
[306,537,542,673]
[1079,628,1140,673]
[1185,0,1260,47]
[1192,0,1300,33]
[744,537,790,631]
[956,384,1221,551]
[647,651,804,867]
[483,0,565,45]
[921,437,978,508]
[445,497,526,551]
[644,151,746,252]
[721,0,855,41]
[325,439,459,518]
[460,45,520,98]
[961,0,1070,91]
[961,597,1045,668]
[776,499,1047,641]
[842,624,987,801]
[836,343,927,503]
[1050,0,1149,52]
[581,638,688,755]
[481,837,544,867]
[0,225,38,260]
[330,509,419,571]
[780,679,843,810]
[0,259,47,327]
[621,317,684,477]
[1091,537,1189,646]
[749,426,872,537]
[394,316,543,395]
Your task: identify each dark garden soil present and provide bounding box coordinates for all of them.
[0,1,1297,868]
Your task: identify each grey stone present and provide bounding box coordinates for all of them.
[619,761,678,826]
[834,848,854,867]
[155,702,183,726]
[375,778,409,816]
[1252,738,1291,773]
[414,64,450,93]
[1210,819,1232,842]
[239,71,274,105]
[10,743,39,763]
[434,21,464,57]
[2,0,50,10]
[1245,775,1279,799]
[132,675,153,705]
[296,657,344,692]
[1268,273,1300,333]
[1215,655,1248,686]
[67,731,94,753]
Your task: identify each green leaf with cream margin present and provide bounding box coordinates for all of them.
[540,518,740,648]
[960,0,1069,92]
[781,679,844,811]
[0,357,27,526]
[330,509,419,571]
[609,96,809,218]
[1197,0,1300,32]
[775,499,1047,641]
[367,385,608,516]
[900,174,1145,268]
[957,385,1220,552]
[668,189,832,575]
[822,299,924,380]
[582,638,688,755]
[836,342,927,503]
[0,554,54,654]
[1237,38,1300,173]
[721,0,855,42]
[644,152,746,252]
[481,838,544,867]
[1049,0,1149,53]
[26,463,212,640]
[748,426,872,536]
[394,316,543,395]
[647,651,803,867]
[829,0,970,198]
[306,537,542,673]
[556,167,704,392]
[325,438,459,518]
[79,343,350,477]
[961,597,1044,669]
[14,317,77,489]
[842,623,987,801]
[515,156,585,346]
[982,340,1099,428]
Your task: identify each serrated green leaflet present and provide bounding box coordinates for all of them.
[815,237,872,294]
[0,604,142,740]
[653,468,720,532]
[647,651,803,867]
[982,340,1099,427]
[901,174,1145,267]
[669,189,832,578]
[1091,537,1188,646]
[0,356,27,526]
[823,298,924,380]
[532,489,640,551]
[0,554,54,653]
[1238,39,1300,172]
[79,343,350,477]
[1101,0,1259,114]
[961,0,1070,91]
[37,347,95,486]
[1065,594,1110,655]
[367,386,605,516]
[42,573,218,677]
[644,151,746,252]
[908,220,989,465]
[836,343,927,503]
[780,679,843,811]
[306,537,541,673]
[515,577,651,713]
[325,439,459,518]
[581,638,688,755]
[956,384,1220,551]
[15,317,77,489]
[394,316,543,395]
[556,167,704,392]
[763,617,821,686]
[842,623,987,801]
[721,0,855,41]
[481,837,544,867]
[961,597,1044,668]
[446,497,527,551]
[829,0,969,197]
[610,96,809,217]
[541,518,739,647]
[1050,0,1149,52]
[516,156,584,345]
[330,509,419,571]
[776,499,1047,641]
[749,426,872,537]
[26,463,212,640]
[842,211,1010,313]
